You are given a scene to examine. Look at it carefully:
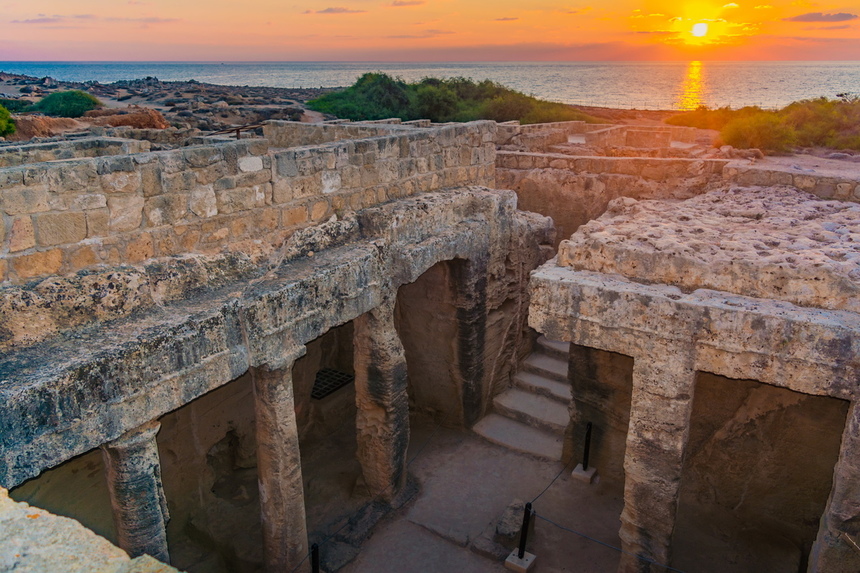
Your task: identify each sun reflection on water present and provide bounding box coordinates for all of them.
[677,61,705,110]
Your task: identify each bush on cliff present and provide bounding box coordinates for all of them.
[308,73,601,124]
[29,90,102,118]
[0,105,15,137]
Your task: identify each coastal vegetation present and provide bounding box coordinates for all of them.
[28,91,102,118]
[308,73,601,124]
[667,95,860,153]
[0,105,14,137]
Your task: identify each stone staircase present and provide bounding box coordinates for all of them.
[474,336,571,460]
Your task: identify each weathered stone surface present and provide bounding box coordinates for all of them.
[251,356,309,573]
[354,299,410,502]
[559,186,860,312]
[101,422,170,563]
[34,211,87,247]
[8,216,35,252]
[0,487,181,573]
[108,196,145,232]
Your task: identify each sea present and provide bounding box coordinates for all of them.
[1,61,859,111]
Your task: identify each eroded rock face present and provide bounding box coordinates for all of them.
[558,186,860,312]
[0,487,180,573]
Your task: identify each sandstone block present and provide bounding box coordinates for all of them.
[194,162,228,185]
[46,162,99,193]
[145,194,188,226]
[126,233,154,263]
[69,245,98,269]
[216,186,265,214]
[70,194,107,211]
[161,170,197,194]
[183,146,223,168]
[189,187,218,218]
[9,216,36,252]
[96,155,134,175]
[2,187,50,215]
[108,196,145,232]
[140,164,163,198]
[34,211,87,246]
[238,156,264,173]
[321,171,342,194]
[275,153,299,177]
[101,170,142,194]
[793,174,817,191]
[310,200,329,222]
[87,209,110,237]
[13,248,63,279]
[283,206,308,226]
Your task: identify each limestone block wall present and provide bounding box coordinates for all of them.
[496,151,728,245]
[263,120,418,148]
[724,163,860,203]
[583,125,701,148]
[0,138,151,168]
[106,127,202,146]
[584,126,627,147]
[0,121,496,286]
[0,139,273,284]
[625,129,671,148]
[495,121,596,149]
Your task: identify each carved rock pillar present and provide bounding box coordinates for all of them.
[101,421,170,563]
[809,402,860,572]
[252,346,309,573]
[618,349,696,573]
[354,299,410,502]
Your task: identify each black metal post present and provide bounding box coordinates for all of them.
[518,502,532,559]
[582,422,593,470]
[311,543,319,573]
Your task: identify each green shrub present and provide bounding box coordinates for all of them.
[309,73,604,125]
[667,96,860,153]
[413,83,459,122]
[0,105,15,137]
[29,90,102,118]
[721,112,795,153]
[0,98,30,113]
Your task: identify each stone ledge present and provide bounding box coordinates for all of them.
[0,488,182,573]
[529,262,860,400]
[558,186,860,312]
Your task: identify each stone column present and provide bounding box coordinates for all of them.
[353,299,410,502]
[101,421,170,563]
[451,258,489,427]
[809,402,860,573]
[252,346,309,573]
[617,349,696,573]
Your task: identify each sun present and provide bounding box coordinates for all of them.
[692,22,709,37]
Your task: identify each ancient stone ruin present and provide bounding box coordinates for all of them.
[1,116,858,572]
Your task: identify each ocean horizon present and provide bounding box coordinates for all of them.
[2,60,859,111]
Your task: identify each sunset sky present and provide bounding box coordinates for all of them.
[1,0,858,61]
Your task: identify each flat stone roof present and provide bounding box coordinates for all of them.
[558,186,860,312]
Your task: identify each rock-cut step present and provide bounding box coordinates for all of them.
[522,352,568,384]
[536,336,570,361]
[473,413,563,461]
[493,388,569,434]
[514,371,571,404]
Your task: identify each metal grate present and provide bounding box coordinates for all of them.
[311,368,355,400]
